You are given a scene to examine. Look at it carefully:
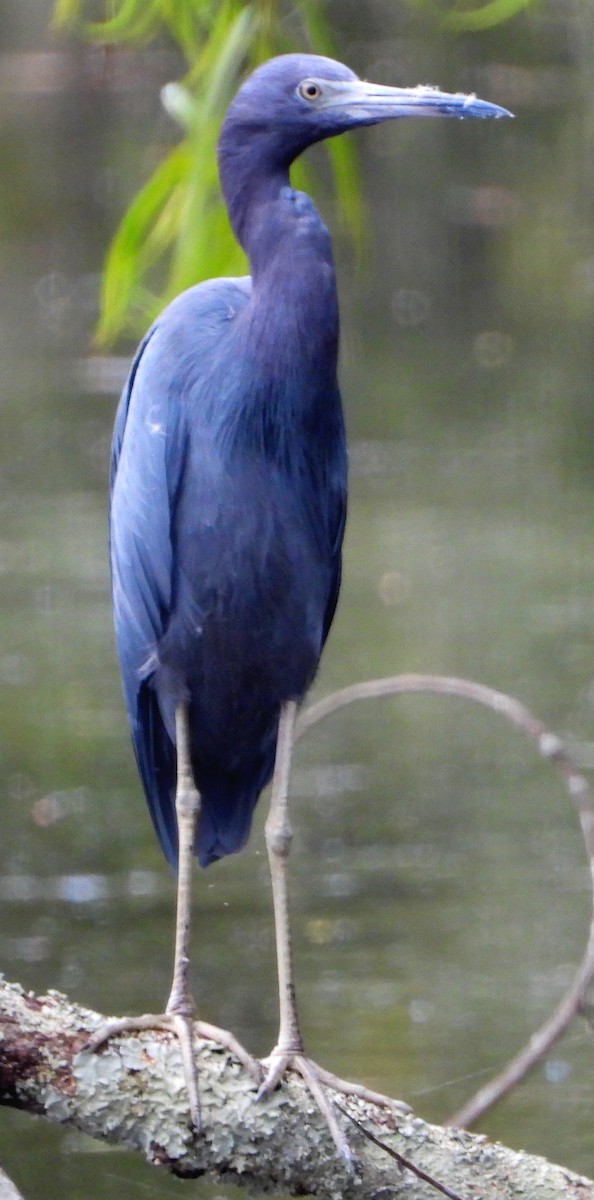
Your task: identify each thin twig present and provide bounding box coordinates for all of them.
[334,1103,468,1200]
[298,674,594,1129]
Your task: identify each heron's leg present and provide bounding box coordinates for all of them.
[84,702,261,1128]
[88,704,202,1127]
[257,701,410,1162]
[167,703,200,1010]
[162,702,202,1126]
[257,701,350,1158]
[262,700,303,1056]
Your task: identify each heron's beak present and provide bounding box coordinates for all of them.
[318,78,512,121]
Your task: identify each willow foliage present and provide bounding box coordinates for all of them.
[52,0,529,341]
[53,0,363,343]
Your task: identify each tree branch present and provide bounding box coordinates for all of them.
[0,979,592,1199]
[0,1163,26,1200]
[3,674,593,1194]
[298,674,594,1128]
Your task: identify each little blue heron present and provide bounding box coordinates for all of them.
[93,53,510,1156]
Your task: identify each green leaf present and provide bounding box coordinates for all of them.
[156,0,213,62]
[166,6,261,295]
[96,145,190,343]
[442,0,536,30]
[326,137,364,251]
[84,0,166,44]
[184,1,256,94]
[298,0,338,55]
[161,82,197,132]
[51,0,84,27]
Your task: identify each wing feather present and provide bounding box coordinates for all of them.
[109,278,251,865]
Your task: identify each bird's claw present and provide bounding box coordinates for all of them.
[83,1011,179,1053]
[194,1018,263,1086]
[83,1011,262,1133]
[83,1011,202,1129]
[256,1049,411,1163]
[257,1050,355,1164]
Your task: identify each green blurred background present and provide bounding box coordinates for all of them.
[2,0,594,1195]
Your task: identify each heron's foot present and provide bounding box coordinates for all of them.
[84,1012,262,1132]
[257,1049,410,1163]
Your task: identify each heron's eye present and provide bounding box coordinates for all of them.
[298,80,322,102]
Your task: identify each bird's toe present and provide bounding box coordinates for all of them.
[256,1050,355,1163]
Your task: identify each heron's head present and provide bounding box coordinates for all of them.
[220,52,511,165]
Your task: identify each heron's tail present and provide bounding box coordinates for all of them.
[133,684,179,868]
[195,775,268,867]
[132,683,274,870]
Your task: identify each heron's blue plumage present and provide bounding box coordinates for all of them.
[111,232,345,867]
[109,53,509,870]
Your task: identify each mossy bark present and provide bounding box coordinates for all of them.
[0,978,591,1199]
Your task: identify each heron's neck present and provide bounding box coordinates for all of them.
[218,127,293,257]
[246,184,339,375]
[218,129,339,392]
